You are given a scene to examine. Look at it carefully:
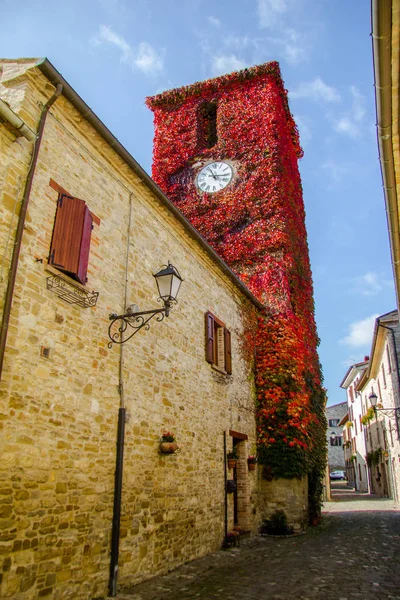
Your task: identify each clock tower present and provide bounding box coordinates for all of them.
[147,63,326,519]
[146,62,309,314]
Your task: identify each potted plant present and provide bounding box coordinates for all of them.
[227,447,239,469]
[159,431,178,454]
[247,454,257,471]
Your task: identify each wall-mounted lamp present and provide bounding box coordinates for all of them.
[108,262,183,346]
[368,391,400,438]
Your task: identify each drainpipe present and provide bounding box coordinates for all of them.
[371,0,400,310]
[109,191,133,597]
[0,98,36,141]
[223,431,228,539]
[0,84,63,380]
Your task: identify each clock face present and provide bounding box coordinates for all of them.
[196,162,233,193]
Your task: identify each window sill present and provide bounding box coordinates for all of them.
[44,263,99,308]
[44,263,88,289]
[211,363,229,376]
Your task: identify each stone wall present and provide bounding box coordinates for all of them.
[258,477,308,531]
[0,61,260,599]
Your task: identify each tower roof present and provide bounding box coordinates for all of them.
[146,61,284,109]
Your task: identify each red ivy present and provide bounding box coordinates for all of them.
[147,62,325,476]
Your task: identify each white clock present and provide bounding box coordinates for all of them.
[196,162,233,193]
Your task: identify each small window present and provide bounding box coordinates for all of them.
[49,194,93,285]
[330,436,342,447]
[328,419,340,427]
[381,363,387,388]
[199,102,218,149]
[387,345,392,372]
[205,311,231,374]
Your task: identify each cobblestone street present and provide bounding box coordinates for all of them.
[114,486,400,600]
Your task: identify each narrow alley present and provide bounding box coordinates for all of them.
[113,485,400,600]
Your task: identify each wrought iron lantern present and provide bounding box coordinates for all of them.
[153,262,183,316]
[369,391,400,438]
[108,262,183,346]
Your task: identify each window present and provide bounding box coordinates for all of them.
[199,102,218,148]
[49,194,93,285]
[349,386,354,403]
[330,436,342,447]
[387,345,392,372]
[381,363,387,388]
[205,311,232,374]
[328,419,340,427]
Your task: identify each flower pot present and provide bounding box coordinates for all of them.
[248,462,256,471]
[227,458,237,469]
[160,442,178,454]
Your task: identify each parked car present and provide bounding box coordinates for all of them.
[330,470,346,480]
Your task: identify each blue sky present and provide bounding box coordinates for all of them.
[0,0,395,405]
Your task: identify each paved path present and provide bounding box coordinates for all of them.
[113,486,400,600]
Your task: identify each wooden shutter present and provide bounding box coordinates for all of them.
[49,194,93,285]
[205,312,215,363]
[224,328,232,374]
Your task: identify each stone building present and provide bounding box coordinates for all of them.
[325,401,347,470]
[356,310,400,501]
[0,58,265,599]
[0,57,322,599]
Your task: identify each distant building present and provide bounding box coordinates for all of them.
[340,359,370,492]
[326,401,347,470]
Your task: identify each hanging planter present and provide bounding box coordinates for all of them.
[227,448,239,469]
[159,431,178,454]
[247,455,257,471]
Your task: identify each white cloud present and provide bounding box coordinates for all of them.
[284,42,304,65]
[334,117,360,138]
[291,77,341,103]
[135,42,163,74]
[208,16,221,28]
[91,25,163,75]
[93,24,131,60]
[211,54,247,76]
[353,272,393,296]
[340,314,379,348]
[258,0,290,29]
[351,86,366,122]
[333,86,367,138]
